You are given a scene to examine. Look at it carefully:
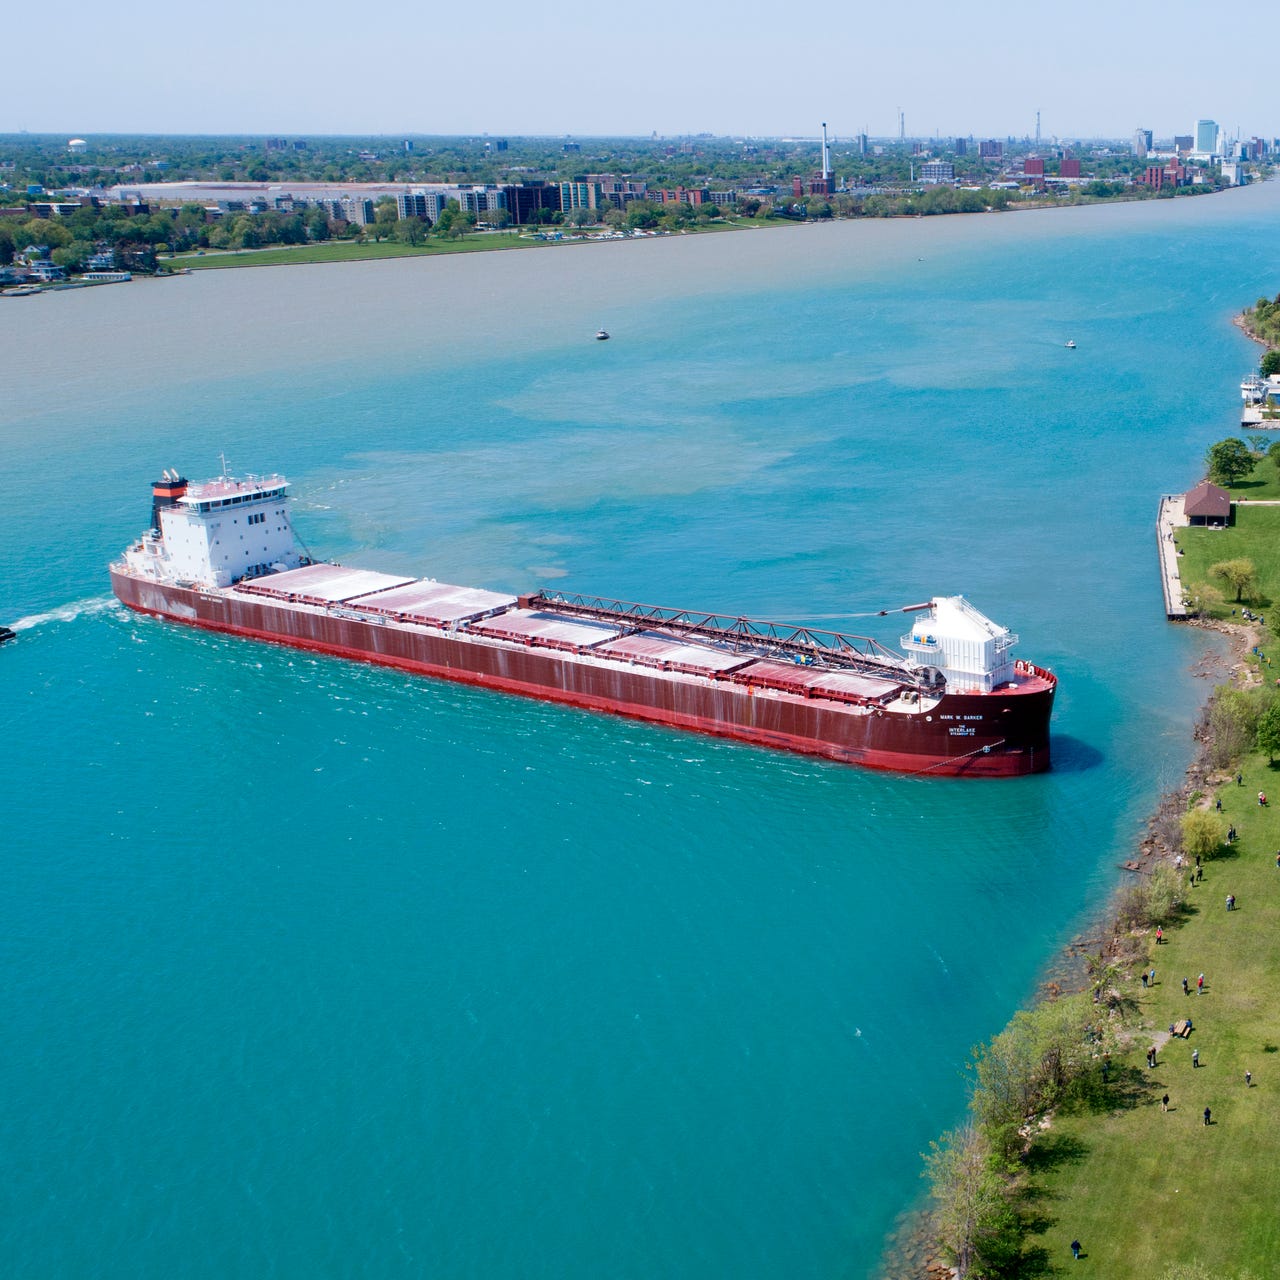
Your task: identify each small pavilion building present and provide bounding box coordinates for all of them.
[1183,480,1232,527]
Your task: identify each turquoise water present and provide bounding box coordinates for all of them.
[1,185,1275,1277]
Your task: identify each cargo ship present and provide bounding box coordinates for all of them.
[110,470,1056,776]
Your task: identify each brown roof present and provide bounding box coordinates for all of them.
[1184,480,1232,519]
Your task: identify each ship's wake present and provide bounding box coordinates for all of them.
[10,595,120,632]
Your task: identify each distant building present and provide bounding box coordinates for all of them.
[501,183,560,224]
[562,142,581,153]
[1195,119,1218,154]
[264,138,288,151]
[396,190,449,221]
[855,133,868,155]
[1220,162,1243,186]
[1174,135,1193,153]
[1133,128,1153,156]
[1024,156,1045,176]
[340,197,375,225]
[456,186,506,217]
[1060,157,1082,178]
[979,139,1003,158]
[558,180,602,210]
[953,138,967,157]
[919,161,955,184]
[67,138,87,153]
[1143,165,1166,189]
[27,260,67,282]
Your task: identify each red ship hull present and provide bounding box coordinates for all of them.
[110,568,1055,777]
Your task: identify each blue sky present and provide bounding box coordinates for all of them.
[7,0,1276,139]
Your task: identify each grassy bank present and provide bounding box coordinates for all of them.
[164,218,755,271]
[164,233,536,269]
[1176,507,1280,617]
[1017,751,1280,1277]
[913,493,1280,1279]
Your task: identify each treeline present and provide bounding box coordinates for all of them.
[1242,294,1280,375]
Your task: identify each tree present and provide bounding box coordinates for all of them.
[394,216,428,246]
[1206,685,1270,767]
[626,202,659,230]
[1257,700,1280,763]
[1206,437,1254,486]
[925,1123,1017,1279]
[1261,349,1280,378]
[1181,809,1225,860]
[1210,557,1256,602]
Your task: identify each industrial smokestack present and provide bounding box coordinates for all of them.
[821,122,831,180]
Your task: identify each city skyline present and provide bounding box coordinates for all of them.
[6,0,1276,139]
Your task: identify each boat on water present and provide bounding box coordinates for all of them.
[596,329,610,341]
[1065,340,1076,349]
[109,470,1056,776]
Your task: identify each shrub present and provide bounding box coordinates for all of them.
[1181,809,1225,861]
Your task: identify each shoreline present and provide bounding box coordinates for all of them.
[1233,312,1268,349]
[883,611,1254,1278]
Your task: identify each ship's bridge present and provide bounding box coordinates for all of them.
[127,472,306,589]
[900,596,1019,693]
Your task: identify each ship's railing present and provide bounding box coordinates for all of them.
[529,590,917,679]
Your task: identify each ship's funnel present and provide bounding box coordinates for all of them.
[151,473,188,532]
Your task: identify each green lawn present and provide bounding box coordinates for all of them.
[1176,505,1280,620]
[164,219,758,271]
[1223,449,1280,500]
[1021,760,1280,1276]
[165,234,539,269]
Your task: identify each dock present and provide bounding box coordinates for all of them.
[1241,406,1280,429]
[1157,494,1188,619]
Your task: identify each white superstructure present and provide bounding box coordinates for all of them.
[122,473,306,589]
[900,596,1020,693]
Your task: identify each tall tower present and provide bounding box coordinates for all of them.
[821,122,831,180]
[1035,110,1041,146]
[899,110,905,142]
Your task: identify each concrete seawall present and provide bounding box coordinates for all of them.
[1157,494,1188,619]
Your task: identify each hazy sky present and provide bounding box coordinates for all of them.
[8,0,1275,140]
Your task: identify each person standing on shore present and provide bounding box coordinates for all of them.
[1204,1107,1212,1126]
[1162,1094,1170,1112]
[1182,977,1190,995]
[1071,1239,1082,1260]
[1198,973,1205,994]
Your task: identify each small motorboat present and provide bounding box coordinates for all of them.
[595,329,610,341]
[1065,339,1077,349]
[0,625,17,645]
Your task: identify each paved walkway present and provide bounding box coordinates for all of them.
[1157,494,1188,619]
